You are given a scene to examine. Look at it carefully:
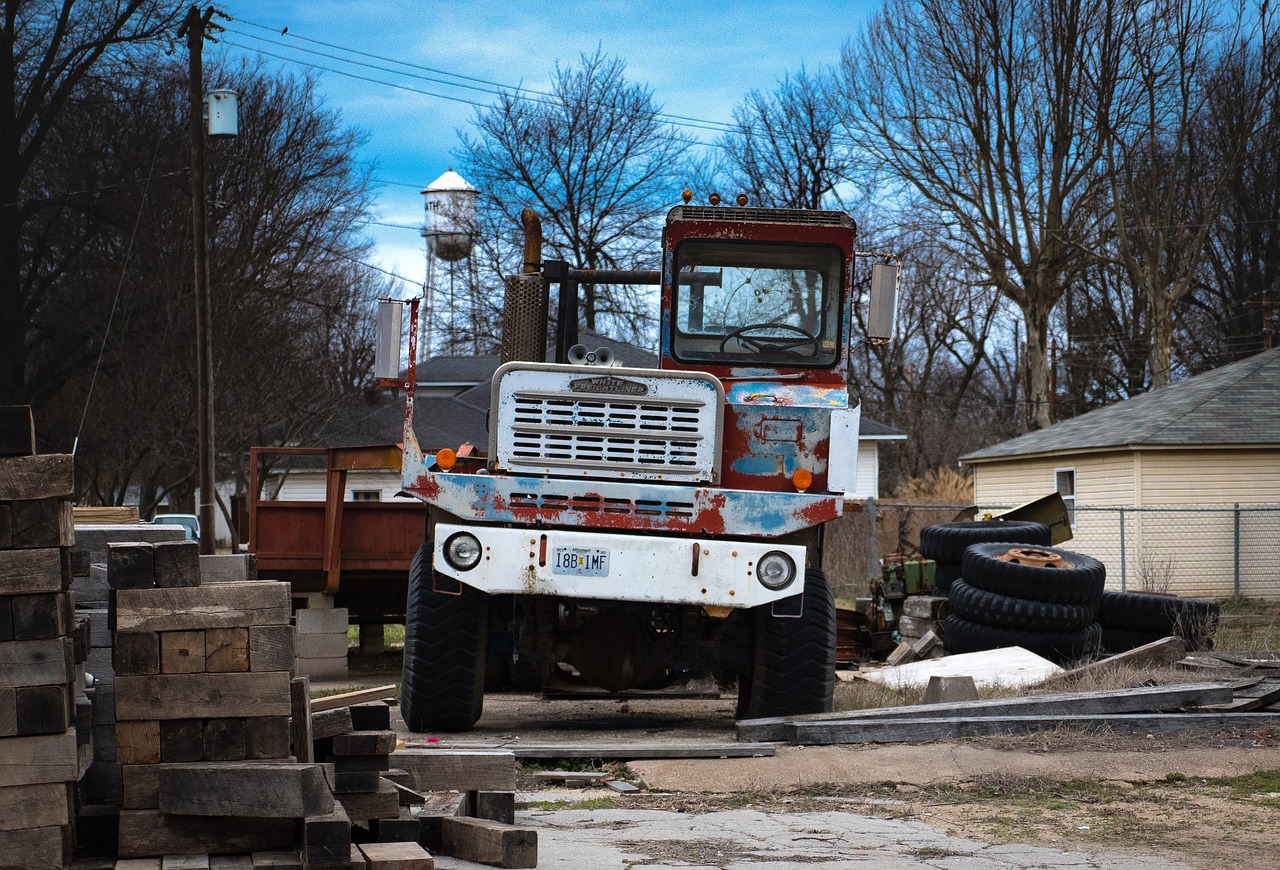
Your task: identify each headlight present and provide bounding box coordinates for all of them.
[757,551,796,590]
[443,532,482,571]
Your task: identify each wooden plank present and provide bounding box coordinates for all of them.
[335,778,398,822]
[331,730,396,756]
[0,637,71,688]
[117,720,162,765]
[247,624,295,672]
[290,676,315,763]
[207,627,249,672]
[310,685,397,713]
[0,782,69,831]
[0,454,73,501]
[311,706,352,741]
[473,791,516,824]
[153,541,201,589]
[440,817,536,869]
[7,498,74,549]
[791,712,1280,745]
[0,548,62,595]
[390,750,516,793]
[302,804,351,865]
[161,630,207,674]
[15,684,71,735]
[0,687,15,736]
[73,505,141,524]
[0,405,35,456]
[162,856,211,869]
[113,582,290,632]
[245,716,291,760]
[736,681,1237,741]
[0,596,11,642]
[1069,636,1187,677]
[414,793,466,852]
[208,859,254,870]
[0,731,79,786]
[108,543,155,590]
[249,849,302,867]
[114,672,293,720]
[11,592,68,640]
[358,842,435,869]
[114,631,160,676]
[0,824,65,870]
[1192,683,1280,713]
[160,719,205,763]
[116,810,297,859]
[122,763,161,810]
[499,742,776,760]
[349,701,392,731]
[204,718,246,762]
[159,762,334,818]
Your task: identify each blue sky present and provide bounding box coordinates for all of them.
[216,0,879,292]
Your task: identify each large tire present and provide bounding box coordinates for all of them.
[933,561,962,595]
[949,579,1098,632]
[919,520,1052,563]
[401,544,489,732]
[739,568,836,720]
[962,543,1106,605]
[1097,591,1219,648]
[942,614,1102,665]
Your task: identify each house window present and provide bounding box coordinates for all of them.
[351,490,382,502]
[1055,468,1076,524]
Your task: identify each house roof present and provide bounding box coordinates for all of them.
[962,348,1280,463]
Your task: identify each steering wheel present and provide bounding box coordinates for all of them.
[719,323,820,357]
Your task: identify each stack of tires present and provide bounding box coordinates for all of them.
[1097,591,1220,654]
[919,520,1053,595]
[942,543,1105,665]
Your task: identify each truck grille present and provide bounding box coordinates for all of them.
[508,492,696,520]
[491,364,723,483]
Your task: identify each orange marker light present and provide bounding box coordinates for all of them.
[436,448,457,470]
[792,469,813,492]
[708,192,722,206]
[681,189,693,203]
[736,193,748,206]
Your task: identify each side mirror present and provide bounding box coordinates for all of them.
[373,300,404,381]
[867,262,898,341]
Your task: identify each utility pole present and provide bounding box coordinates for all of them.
[181,5,217,555]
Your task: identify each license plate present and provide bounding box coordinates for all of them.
[551,547,610,577]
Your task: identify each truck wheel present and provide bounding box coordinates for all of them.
[919,520,1051,563]
[739,568,836,720]
[949,578,1099,632]
[401,543,489,732]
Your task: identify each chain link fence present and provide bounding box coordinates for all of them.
[822,501,1280,603]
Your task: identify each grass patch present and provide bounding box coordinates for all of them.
[1204,769,1280,797]
[529,797,617,810]
[345,623,407,648]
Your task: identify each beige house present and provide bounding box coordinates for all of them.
[961,349,1280,600]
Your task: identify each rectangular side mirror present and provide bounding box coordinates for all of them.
[867,263,899,341]
[373,300,404,381]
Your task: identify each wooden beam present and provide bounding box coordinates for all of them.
[358,841,435,869]
[391,750,516,793]
[0,638,72,688]
[114,672,292,720]
[310,684,397,713]
[159,762,334,818]
[0,548,63,595]
[113,582,290,632]
[440,817,536,869]
[0,454,73,500]
[0,731,79,786]
[0,782,69,832]
[116,809,297,858]
[1068,636,1186,677]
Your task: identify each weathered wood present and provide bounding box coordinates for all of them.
[331,730,396,756]
[335,777,399,821]
[247,849,301,867]
[72,505,141,524]
[114,631,161,676]
[162,856,211,870]
[122,763,161,809]
[244,716,291,760]
[349,701,392,731]
[15,684,71,734]
[0,405,35,456]
[247,624,295,672]
[311,685,397,713]
[160,719,205,763]
[116,809,297,858]
[0,596,11,642]
[391,750,516,793]
[206,627,249,672]
[208,858,254,870]
[153,540,201,589]
[310,706,352,741]
[0,687,15,736]
[359,842,435,870]
[161,630,207,674]
[0,731,78,786]
[108,543,156,590]
[11,591,68,639]
[373,817,420,843]
[117,720,162,765]
[414,793,466,851]
[440,816,536,869]
[0,823,66,870]
[114,582,291,632]
[497,742,776,760]
[736,681,1237,741]
[302,803,351,865]
[472,791,516,824]
[7,498,74,549]
[0,547,63,595]
[114,672,292,720]
[332,770,382,793]
[1070,636,1186,677]
[290,676,315,763]
[0,782,69,831]
[203,718,246,762]
[0,637,71,687]
[529,770,608,785]
[159,762,334,818]
[0,454,73,500]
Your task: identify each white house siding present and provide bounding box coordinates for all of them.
[270,470,403,502]
[854,442,880,500]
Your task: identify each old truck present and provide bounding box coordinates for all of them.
[380,199,897,731]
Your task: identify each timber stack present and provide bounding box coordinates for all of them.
[0,406,83,869]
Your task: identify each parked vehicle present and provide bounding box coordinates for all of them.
[151,513,200,542]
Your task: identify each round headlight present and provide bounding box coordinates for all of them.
[443,532,482,571]
[757,551,796,590]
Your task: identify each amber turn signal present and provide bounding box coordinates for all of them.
[681,189,693,203]
[436,448,457,470]
[792,469,813,492]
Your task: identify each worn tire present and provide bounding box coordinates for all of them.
[401,543,489,732]
[962,543,1106,605]
[1099,626,1168,656]
[919,520,1052,563]
[933,561,962,595]
[1097,591,1219,648]
[739,568,836,720]
[949,579,1098,632]
[942,614,1102,665]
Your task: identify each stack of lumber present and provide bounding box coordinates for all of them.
[884,595,948,667]
[316,700,400,826]
[0,408,82,869]
[108,551,319,859]
[294,592,350,679]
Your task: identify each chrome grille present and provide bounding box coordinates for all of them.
[509,492,696,519]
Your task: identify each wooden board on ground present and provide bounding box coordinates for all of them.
[358,842,435,870]
[1068,636,1186,678]
[390,750,516,793]
[114,672,292,720]
[113,583,290,632]
[420,741,777,760]
[115,810,296,858]
[310,706,353,741]
[310,684,397,713]
[159,763,333,818]
[440,817,536,869]
[858,646,1064,691]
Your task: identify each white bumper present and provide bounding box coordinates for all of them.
[433,523,805,608]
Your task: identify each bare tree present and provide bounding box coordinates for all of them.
[838,0,1121,430]
[457,49,693,346]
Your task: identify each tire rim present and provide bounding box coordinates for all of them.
[996,547,1074,569]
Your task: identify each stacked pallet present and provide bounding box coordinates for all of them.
[0,407,81,870]
[294,592,350,679]
[108,550,317,858]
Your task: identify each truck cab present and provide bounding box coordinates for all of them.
[391,203,896,731]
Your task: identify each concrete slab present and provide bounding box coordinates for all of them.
[858,647,1063,691]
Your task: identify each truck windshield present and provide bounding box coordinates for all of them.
[672,240,843,367]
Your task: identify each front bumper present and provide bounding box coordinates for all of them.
[433,523,805,608]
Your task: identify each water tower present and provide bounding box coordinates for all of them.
[422,170,479,357]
